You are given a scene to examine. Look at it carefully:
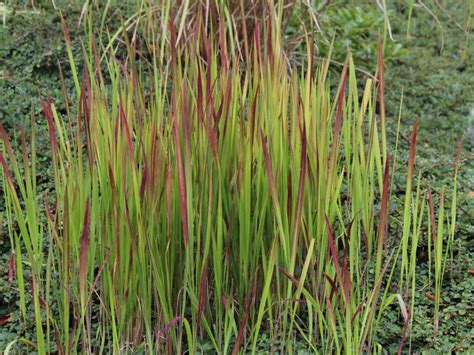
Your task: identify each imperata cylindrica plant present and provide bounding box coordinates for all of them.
[0,1,462,353]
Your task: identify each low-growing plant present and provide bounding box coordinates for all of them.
[0,1,461,353]
[313,4,405,69]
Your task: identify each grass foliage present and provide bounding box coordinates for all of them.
[0,1,464,353]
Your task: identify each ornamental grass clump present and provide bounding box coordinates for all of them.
[0,2,460,354]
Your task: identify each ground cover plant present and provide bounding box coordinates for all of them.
[0,0,472,353]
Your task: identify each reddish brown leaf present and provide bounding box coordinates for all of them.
[325,291,337,328]
[0,151,14,188]
[292,123,307,257]
[165,162,172,243]
[334,60,348,140]
[253,19,261,64]
[342,219,354,300]
[173,119,189,246]
[197,264,208,337]
[111,55,131,81]
[232,272,258,355]
[351,297,367,323]
[323,271,340,307]
[0,122,15,160]
[119,102,134,162]
[407,121,419,179]
[197,65,204,127]
[324,216,348,304]
[182,81,191,158]
[159,316,182,336]
[221,292,228,308]
[398,308,411,355]
[39,96,59,153]
[261,132,278,203]
[60,15,71,47]
[424,292,435,301]
[0,315,12,326]
[140,149,149,201]
[79,199,91,296]
[249,86,259,141]
[279,266,300,287]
